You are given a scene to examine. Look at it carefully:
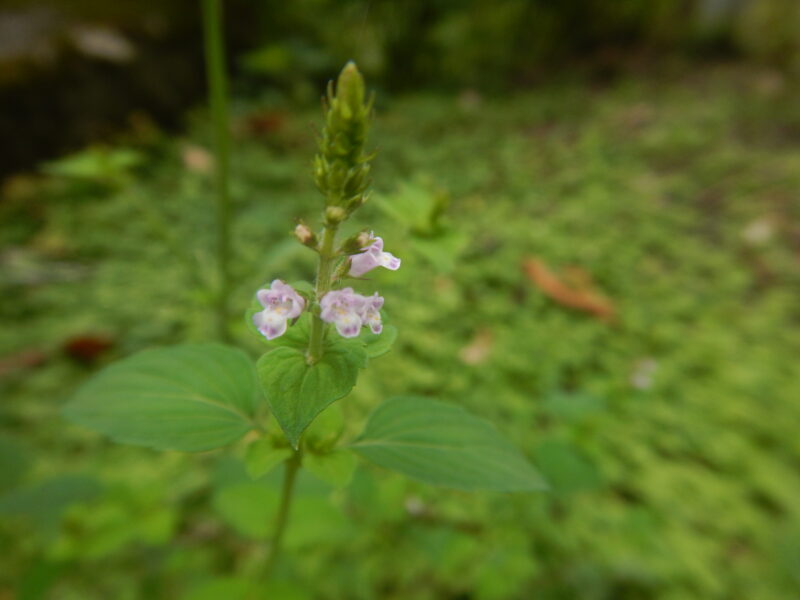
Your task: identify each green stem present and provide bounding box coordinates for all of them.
[201,0,232,343]
[307,225,338,364]
[263,449,302,578]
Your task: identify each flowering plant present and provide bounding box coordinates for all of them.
[63,63,545,574]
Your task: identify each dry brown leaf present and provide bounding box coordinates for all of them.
[63,335,114,364]
[182,144,214,174]
[0,349,47,378]
[459,329,493,365]
[522,257,615,321]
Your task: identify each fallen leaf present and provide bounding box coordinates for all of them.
[0,349,48,378]
[241,110,286,137]
[63,335,113,364]
[522,258,615,321]
[182,145,214,174]
[459,329,493,365]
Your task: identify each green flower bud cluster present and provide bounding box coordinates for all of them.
[313,61,373,218]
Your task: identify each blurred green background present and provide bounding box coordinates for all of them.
[2,0,800,598]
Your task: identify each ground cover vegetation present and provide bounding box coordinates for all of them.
[1,63,800,599]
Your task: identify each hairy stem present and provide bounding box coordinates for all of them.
[201,0,232,343]
[307,225,338,364]
[263,449,302,578]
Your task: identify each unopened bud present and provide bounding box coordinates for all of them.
[325,206,346,225]
[339,229,373,254]
[337,61,365,114]
[294,223,317,248]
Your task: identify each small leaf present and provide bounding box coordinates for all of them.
[212,483,277,539]
[245,439,292,480]
[63,344,259,452]
[362,324,398,359]
[353,397,547,492]
[0,475,102,536]
[305,450,357,488]
[257,338,366,448]
[533,439,603,495]
[304,404,345,451]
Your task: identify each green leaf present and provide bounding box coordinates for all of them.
[42,146,143,182]
[0,475,102,536]
[0,435,31,493]
[305,450,357,488]
[533,439,603,495]
[245,439,292,480]
[362,324,398,358]
[257,338,366,448]
[304,404,345,451]
[212,479,351,545]
[63,344,259,452]
[352,397,547,492]
[212,483,277,539]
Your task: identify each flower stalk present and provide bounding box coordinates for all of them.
[262,447,302,578]
[307,225,338,364]
[252,63,400,576]
[201,0,232,342]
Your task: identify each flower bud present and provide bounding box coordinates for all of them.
[314,61,373,213]
[339,229,372,255]
[325,206,346,225]
[294,223,317,248]
[337,61,366,115]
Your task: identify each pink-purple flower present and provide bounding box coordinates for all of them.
[253,280,305,340]
[320,287,384,337]
[348,235,401,278]
[361,292,384,334]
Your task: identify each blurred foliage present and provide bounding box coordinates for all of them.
[2,64,800,598]
[238,0,800,94]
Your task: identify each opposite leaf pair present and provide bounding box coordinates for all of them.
[63,343,546,492]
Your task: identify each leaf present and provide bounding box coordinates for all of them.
[42,146,143,183]
[304,404,345,451]
[542,391,607,423]
[305,450,357,488]
[63,344,260,452]
[0,475,102,536]
[212,483,277,539]
[533,439,603,495]
[245,439,292,480]
[257,339,366,448]
[362,324,398,359]
[183,577,252,600]
[352,397,547,492]
[211,479,351,546]
[0,435,31,493]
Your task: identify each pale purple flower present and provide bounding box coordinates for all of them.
[253,280,305,340]
[348,235,401,278]
[361,292,384,334]
[320,287,366,338]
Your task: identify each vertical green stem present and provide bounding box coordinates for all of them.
[201,0,232,342]
[307,225,338,364]
[263,449,302,578]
